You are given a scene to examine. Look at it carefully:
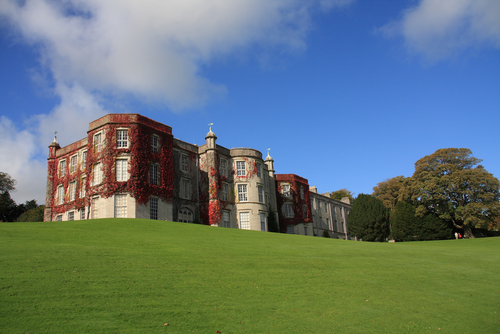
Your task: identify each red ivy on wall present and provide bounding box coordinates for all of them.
[275,175,312,233]
[49,115,174,219]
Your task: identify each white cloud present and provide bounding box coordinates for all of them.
[0,116,46,204]
[0,0,355,204]
[0,0,354,110]
[379,0,500,62]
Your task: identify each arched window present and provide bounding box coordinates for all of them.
[178,208,193,223]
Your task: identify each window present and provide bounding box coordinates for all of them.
[258,186,264,203]
[56,185,64,205]
[69,181,76,202]
[220,159,228,178]
[282,184,290,197]
[238,184,248,202]
[91,197,99,219]
[56,215,63,221]
[284,203,293,218]
[302,204,307,219]
[286,225,294,234]
[80,177,86,198]
[257,163,262,178]
[93,163,102,185]
[304,226,308,236]
[115,194,127,218]
[340,208,343,217]
[82,151,87,169]
[151,135,159,153]
[68,211,74,221]
[318,201,322,213]
[181,179,190,199]
[150,198,158,220]
[260,213,266,231]
[325,203,328,213]
[150,163,160,185]
[94,133,102,153]
[70,155,77,173]
[181,154,189,172]
[326,218,330,230]
[236,161,245,176]
[311,198,316,210]
[59,160,66,177]
[116,159,129,182]
[223,211,230,228]
[300,186,304,200]
[80,208,86,220]
[221,183,229,201]
[239,212,250,230]
[116,129,128,148]
[179,208,193,223]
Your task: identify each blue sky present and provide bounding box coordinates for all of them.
[1,0,499,204]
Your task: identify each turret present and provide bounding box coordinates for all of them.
[44,134,60,221]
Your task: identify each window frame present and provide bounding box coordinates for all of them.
[93,163,102,186]
[114,194,127,218]
[236,161,246,176]
[69,155,77,173]
[237,184,248,202]
[258,185,264,203]
[59,160,66,177]
[116,129,128,148]
[220,158,228,178]
[223,211,230,228]
[68,211,75,221]
[239,212,250,230]
[56,185,64,205]
[181,179,191,200]
[69,181,76,202]
[150,163,160,185]
[179,208,193,223]
[282,183,291,197]
[150,197,159,220]
[221,183,229,201]
[260,213,266,231]
[284,203,294,218]
[94,132,103,153]
[116,158,129,182]
[257,163,262,178]
[181,154,189,172]
[151,135,159,153]
[82,150,87,169]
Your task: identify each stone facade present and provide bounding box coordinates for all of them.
[45,113,350,238]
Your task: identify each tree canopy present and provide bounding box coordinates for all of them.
[330,188,354,203]
[408,148,500,238]
[372,175,407,210]
[347,194,389,242]
[390,201,451,241]
[0,172,16,193]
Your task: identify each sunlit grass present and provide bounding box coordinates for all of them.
[1,219,499,333]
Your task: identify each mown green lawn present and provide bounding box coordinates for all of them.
[1,219,498,333]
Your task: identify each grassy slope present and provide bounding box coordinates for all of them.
[0,219,499,333]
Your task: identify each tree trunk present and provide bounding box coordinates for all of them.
[463,225,475,239]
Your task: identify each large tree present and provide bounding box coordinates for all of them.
[347,194,390,242]
[372,175,407,210]
[330,188,354,203]
[409,148,500,238]
[390,201,451,241]
[0,172,16,193]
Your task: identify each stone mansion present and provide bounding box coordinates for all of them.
[44,114,351,239]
